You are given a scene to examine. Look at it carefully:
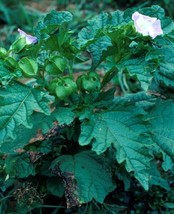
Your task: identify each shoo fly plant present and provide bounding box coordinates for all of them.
[0,5,174,213]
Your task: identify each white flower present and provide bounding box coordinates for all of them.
[18,28,38,44]
[132,12,163,39]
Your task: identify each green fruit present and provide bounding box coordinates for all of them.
[0,47,7,59]
[45,56,66,74]
[50,77,77,100]
[76,72,101,92]
[10,37,26,53]
[48,79,58,93]
[5,57,18,69]
[18,57,38,77]
[88,71,100,80]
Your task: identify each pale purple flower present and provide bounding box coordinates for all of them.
[18,28,38,44]
[132,12,163,39]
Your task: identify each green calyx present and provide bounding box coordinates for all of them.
[0,47,7,59]
[77,71,101,92]
[10,37,26,53]
[18,57,38,77]
[5,57,18,69]
[49,77,77,100]
[45,56,66,75]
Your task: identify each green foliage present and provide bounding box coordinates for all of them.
[79,105,152,190]
[0,4,174,214]
[0,83,51,143]
[51,151,116,204]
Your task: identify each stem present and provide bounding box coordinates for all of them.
[0,195,13,202]
[118,71,127,94]
[37,205,65,208]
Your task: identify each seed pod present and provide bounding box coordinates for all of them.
[18,57,38,77]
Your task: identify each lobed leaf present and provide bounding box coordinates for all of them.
[51,151,116,205]
[0,106,75,153]
[0,83,51,143]
[79,105,152,190]
[154,47,174,89]
[78,10,125,48]
[35,10,73,38]
[149,99,174,161]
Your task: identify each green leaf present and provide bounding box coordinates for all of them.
[46,177,65,197]
[0,105,75,153]
[0,83,51,143]
[79,105,152,190]
[139,5,165,19]
[162,153,174,171]
[161,17,174,35]
[51,151,116,204]
[78,10,125,48]
[164,203,174,209]
[149,99,174,161]
[119,58,153,91]
[89,36,112,67]
[0,65,16,86]
[124,5,165,23]
[54,106,75,125]
[0,65,10,78]
[154,47,174,89]
[5,153,35,178]
[78,13,109,48]
[149,162,170,190]
[35,10,73,38]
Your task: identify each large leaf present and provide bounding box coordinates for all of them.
[0,106,75,153]
[79,105,152,190]
[0,83,51,143]
[51,151,116,205]
[149,99,174,161]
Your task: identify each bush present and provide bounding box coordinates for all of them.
[0,5,174,213]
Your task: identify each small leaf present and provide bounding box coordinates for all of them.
[5,153,35,178]
[162,153,174,171]
[149,162,170,190]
